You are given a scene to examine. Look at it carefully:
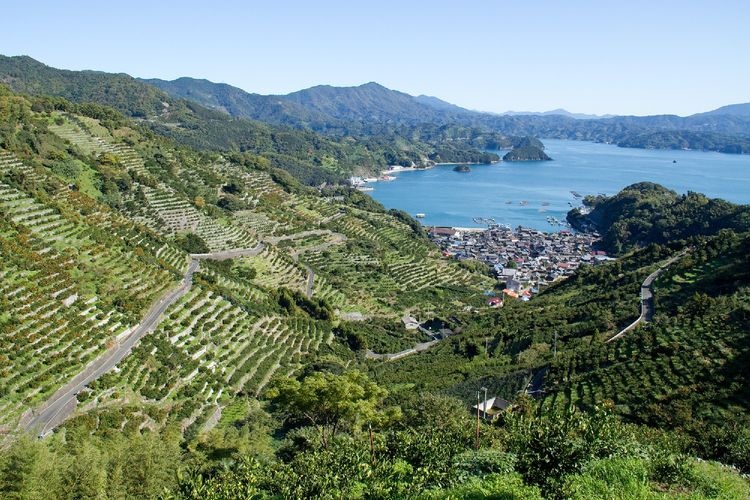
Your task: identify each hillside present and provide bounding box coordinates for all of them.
[0,56,496,183]
[1,83,749,497]
[567,182,750,253]
[143,72,750,155]
[0,86,493,437]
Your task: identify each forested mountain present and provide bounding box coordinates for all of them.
[697,102,750,117]
[567,182,750,253]
[144,72,750,154]
[499,108,615,119]
[0,55,497,183]
[144,77,471,133]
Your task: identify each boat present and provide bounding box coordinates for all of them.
[570,191,583,198]
[505,200,513,204]
[380,175,396,181]
[415,213,426,218]
[519,200,528,206]
[363,177,378,183]
[356,186,374,192]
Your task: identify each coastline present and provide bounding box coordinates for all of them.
[433,160,501,166]
[380,165,435,175]
[381,159,502,176]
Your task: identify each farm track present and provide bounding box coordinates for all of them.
[607,250,689,343]
[24,244,264,437]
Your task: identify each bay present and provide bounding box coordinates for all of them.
[368,139,750,231]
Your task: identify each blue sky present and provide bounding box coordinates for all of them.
[2,0,749,116]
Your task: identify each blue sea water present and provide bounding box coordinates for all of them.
[368,139,750,231]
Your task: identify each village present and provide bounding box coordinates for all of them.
[429,225,609,302]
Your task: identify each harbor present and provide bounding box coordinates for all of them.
[368,139,750,232]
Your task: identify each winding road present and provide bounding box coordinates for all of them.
[606,250,687,343]
[24,244,264,437]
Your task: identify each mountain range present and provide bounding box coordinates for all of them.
[2,54,750,178]
[142,73,750,153]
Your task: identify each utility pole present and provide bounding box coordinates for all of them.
[481,386,488,421]
[475,390,481,449]
[554,331,557,358]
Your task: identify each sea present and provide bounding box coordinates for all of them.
[368,139,750,232]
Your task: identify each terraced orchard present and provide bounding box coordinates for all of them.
[48,114,147,175]
[0,153,188,431]
[84,282,332,435]
[540,235,750,428]
[0,101,494,438]
[133,186,258,251]
[0,207,179,429]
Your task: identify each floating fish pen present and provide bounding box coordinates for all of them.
[472,217,497,225]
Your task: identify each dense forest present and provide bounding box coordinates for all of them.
[0,56,501,183]
[144,71,750,155]
[567,182,750,253]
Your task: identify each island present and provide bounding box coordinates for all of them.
[503,136,553,161]
[453,165,471,172]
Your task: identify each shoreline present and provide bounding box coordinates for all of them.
[379,159,502,176]
[433,160,501,166]
[380,165,435,175]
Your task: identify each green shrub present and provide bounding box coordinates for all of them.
[424,473,542,499]
[563,457,652,499]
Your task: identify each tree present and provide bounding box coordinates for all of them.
[267,371,389,449]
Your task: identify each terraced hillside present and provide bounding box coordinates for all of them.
[0,89,491,437]
[541,232,750,428]
[0,151,187,432]
[82,281,332,437]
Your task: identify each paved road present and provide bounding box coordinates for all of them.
[262,229,336,245]
[304,267,315,298]
[607,251,686,343]
[190,243,264,261]
[24,244,267,437]
[25,260,200,436]
[365,339,439,361]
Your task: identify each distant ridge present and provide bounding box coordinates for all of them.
[3,54,750,155]
[143,77,471,128]
[695,102,750,117]
[499,108,616,120]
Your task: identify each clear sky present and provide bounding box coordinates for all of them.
[2,0,749,116]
